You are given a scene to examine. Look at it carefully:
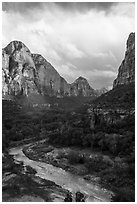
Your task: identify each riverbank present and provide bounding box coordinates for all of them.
[22,139,135,202]
[25,139,135,202]
[23,141,100,178]
[2,152,70,202]
[22,140,113,199]
[23,140,114,184]
[9,145,112,202]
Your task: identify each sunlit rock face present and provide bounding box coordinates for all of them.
[2,41,38,97]
[70,76,95,97]
[113,32,135,88]
[2,41,97,98]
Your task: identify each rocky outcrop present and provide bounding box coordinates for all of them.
[2,41,71,97]
[88,106,134,129]
[2,41,97,98]
[113,32,135,88]
[70,76,95,97]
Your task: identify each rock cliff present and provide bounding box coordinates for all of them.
[2,41,96,98]
[32,54,70,96]
[88,33,135,129]
[70,76,95,97]
[2,41,38,97]
[113,32,135,87]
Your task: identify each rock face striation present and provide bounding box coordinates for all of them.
[32,54,70,96]
[113,32,135,88]
[2,41,98,98]
[2,41,38,97]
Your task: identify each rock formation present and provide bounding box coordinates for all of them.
[2,41,97,98]
[70,76,95,97]
[2,41,38,97]
[113,32,135,87]
[32,54,70,96]
[88,33,135,129]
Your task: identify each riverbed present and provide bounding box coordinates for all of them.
[9,145,111,202]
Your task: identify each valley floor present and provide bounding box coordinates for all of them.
[2,139,112,202]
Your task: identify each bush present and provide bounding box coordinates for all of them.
[85,155,109,173]
[67,150,84,164]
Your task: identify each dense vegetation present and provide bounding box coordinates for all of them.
[2,83,135,202]
[93,83,135,109]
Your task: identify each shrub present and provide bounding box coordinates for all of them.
[67,150,84,164]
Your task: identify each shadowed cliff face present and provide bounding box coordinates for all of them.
[32,54,70,96]
[113,33,135,88]
[2,41,98,98]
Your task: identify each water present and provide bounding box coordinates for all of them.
[9,146,111,202]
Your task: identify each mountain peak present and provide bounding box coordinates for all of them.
[126,32,135,50]
[2,40,96,98]
[70,76,95,97]
[113,32,135,88]
[75,76,89,85]
[4,40,30,55]
[76,76,87,81]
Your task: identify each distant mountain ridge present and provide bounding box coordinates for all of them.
[2,40,105,98]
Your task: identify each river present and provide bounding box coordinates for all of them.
[9,146,111,202]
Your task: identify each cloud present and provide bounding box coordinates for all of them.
[2,2,116,14]
[54,2,116,14]
[2,2,44,13]
[2,2,135,89]
[58,40,86,59]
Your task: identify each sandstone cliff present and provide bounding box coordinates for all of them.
[2,41,38,97]
[70,76,95,97]
[88,33,135,129]
[113,32,135,87]
[2,41,96,98]
[32,54,70,96]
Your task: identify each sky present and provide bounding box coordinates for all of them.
[2,2,135,89]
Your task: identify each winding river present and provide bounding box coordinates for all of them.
[9,146,111,202]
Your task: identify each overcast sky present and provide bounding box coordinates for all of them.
[2,2,135,89]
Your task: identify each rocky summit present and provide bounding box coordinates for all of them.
[113,32,135,88]
[2,41,97,98]
[70,76,95,97]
